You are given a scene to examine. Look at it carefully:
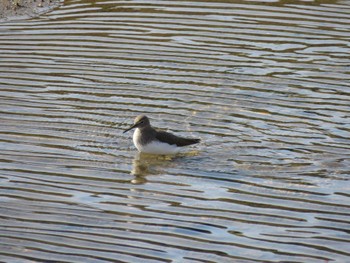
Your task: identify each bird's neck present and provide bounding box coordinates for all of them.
[139,126,155,134]
[135,126,156,144]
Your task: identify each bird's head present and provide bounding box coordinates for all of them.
[123,115,150,133]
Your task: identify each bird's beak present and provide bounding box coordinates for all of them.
[123,123,137,133]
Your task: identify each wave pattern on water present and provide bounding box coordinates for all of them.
[0,0,350,262]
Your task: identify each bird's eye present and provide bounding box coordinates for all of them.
[139,121,144,124]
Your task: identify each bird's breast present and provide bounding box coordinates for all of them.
[132,128,142,152]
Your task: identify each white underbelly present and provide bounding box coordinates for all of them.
[133,129,180,155]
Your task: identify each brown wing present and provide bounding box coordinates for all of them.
[155,131,200,147]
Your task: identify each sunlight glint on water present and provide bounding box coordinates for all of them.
[0,0,349,262]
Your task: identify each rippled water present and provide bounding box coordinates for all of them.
[1,0,350,262]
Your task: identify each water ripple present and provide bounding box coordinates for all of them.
[1,0,350,262]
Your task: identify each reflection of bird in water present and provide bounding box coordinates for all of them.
[130,152,171,184]
[130,157,149,184]
[124,115,200,155]
[132,158,149,175]
[130,151,200,185]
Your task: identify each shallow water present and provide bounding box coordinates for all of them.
[0,0,350,262]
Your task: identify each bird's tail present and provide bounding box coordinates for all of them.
[178,138,200,147]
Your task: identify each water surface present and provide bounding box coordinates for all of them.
[0,0,350,262]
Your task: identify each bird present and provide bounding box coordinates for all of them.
[123,115,200,155]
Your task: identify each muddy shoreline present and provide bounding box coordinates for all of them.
[0,0,60,22]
